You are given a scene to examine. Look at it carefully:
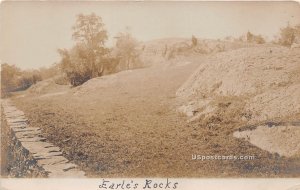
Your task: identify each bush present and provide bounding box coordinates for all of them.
[38,64,61,80]
[17,72,42,90]
[53,74,70,85]
[247,31,265,44]
[1,63,42,97]
[255,35,265,44]
[278,24,299,47]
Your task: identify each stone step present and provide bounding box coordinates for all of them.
[1,99,87,178]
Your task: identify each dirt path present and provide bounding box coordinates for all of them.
[11,55,300,177]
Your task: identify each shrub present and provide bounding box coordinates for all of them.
[247,31,265,44]
[278,25,297,47]
[17,72,42,90]
[38,64,61,80]
[255,35,265,44]
[1,63,42,97]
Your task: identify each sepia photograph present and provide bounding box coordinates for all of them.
[0,1,300,189]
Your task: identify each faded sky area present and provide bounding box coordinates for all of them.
[0,1,300,69]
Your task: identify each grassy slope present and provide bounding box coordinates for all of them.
[10,45,300,177]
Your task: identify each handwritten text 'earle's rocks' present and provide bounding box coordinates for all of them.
[99,179,179,189]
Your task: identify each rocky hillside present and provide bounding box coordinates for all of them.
[139,38,255,66]
[176,44,300,123]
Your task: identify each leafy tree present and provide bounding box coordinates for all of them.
[1,64,41,96]
[59,13,109,86]
[114,32,139,70]
[72,13,108,49]
[1,63,21,95]
[279,24,295,47]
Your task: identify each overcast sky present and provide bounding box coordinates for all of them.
[0,1,300,69]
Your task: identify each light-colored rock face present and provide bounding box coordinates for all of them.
[233,125,300,157]
[175,44,300,160]
[177,46,298,98]
[176,45,300,123]
[1,99,86,178]
[245,84,300,122]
